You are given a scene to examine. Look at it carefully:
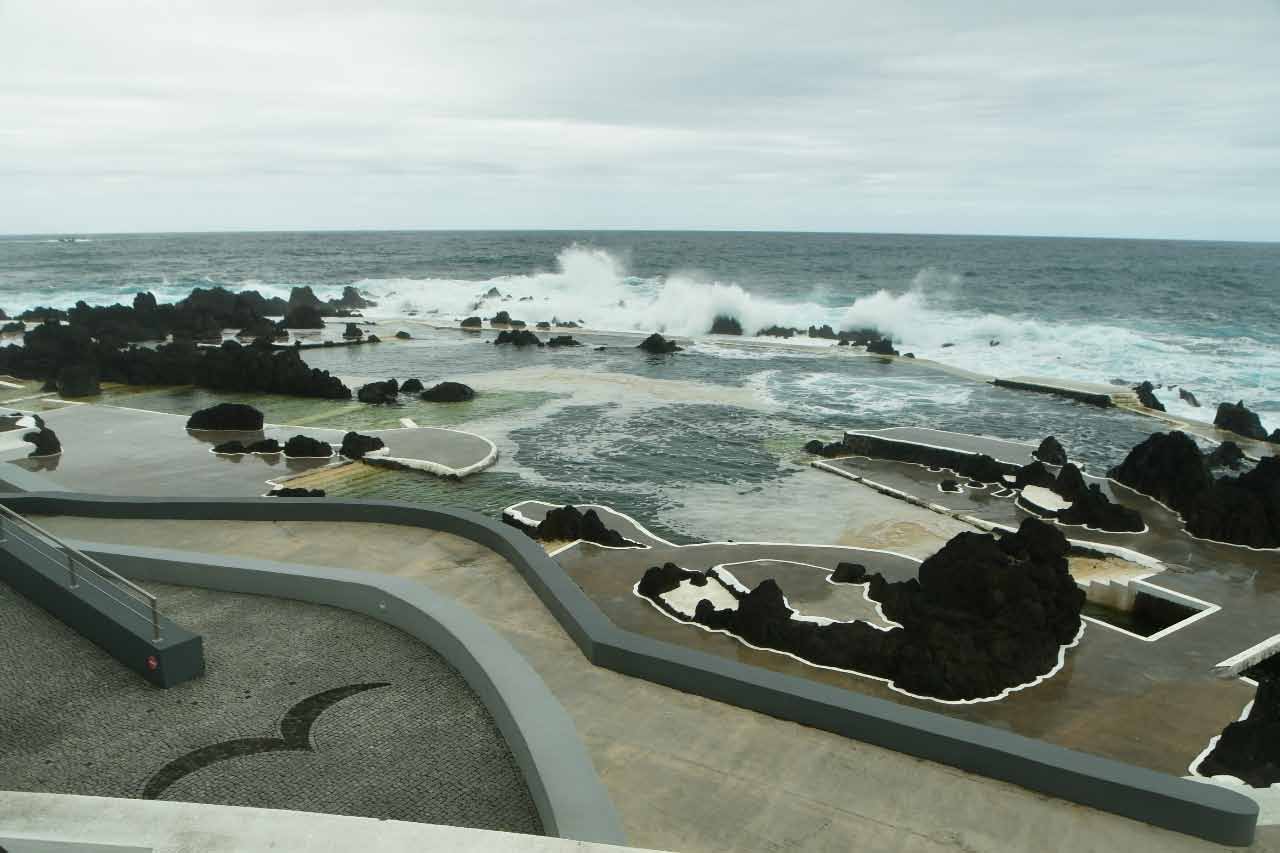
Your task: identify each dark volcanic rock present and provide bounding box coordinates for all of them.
[843,432,1017,484]
[1134,381,1166,412]
[2,321,24,334]
[212,440,248,454]
[366,334,380,344]
[866,338,898,356]
[489,310,512,326]
[268,487,325,498]
[1109,431,1214,516]
[357,379,399,404]
[399,378,424,394]
[55,364,100,398]
[940,479,960,492]
[1215,401,1269,441]
[1033,435,1068,466]
[331,286,375,310]
[807,324,838,340]
[282,304,324,329]
[287,286,323,311]
[803,438,845,458]
[1272,429,1280,444]
[1201,659,1280,787]
[395,330,411,339]
[638,333,681,354]
[187,403,264,431]
[757,325,797,338]
[420,381,475,403]
[1012,461,1057,490]
[831,562,866,584]
[1055,477,1145,532]
[283,435,332,458]
[1180,387,1201,408]
[236,317,279,340]
[461,316,482,329]
[1110,430,1280,548]
[494,329,543,347]
[341,431,386,459]
[710,315,743,335]
[246,438,281,454]
[341,323,363,339]
[1207,440,1246,470]
[639,518,1083,701]
[24,424,61,457]
[547,336,583,347]
[531,505,638,548]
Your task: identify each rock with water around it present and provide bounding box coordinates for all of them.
[420,381,475,403]
[1207,441,1246,470]
[710,315,743,335]
[1180,387,1201,407]
[283,435,332,458]
[489,310,512,326]
[757,325,797,338]
[940,478,961,492]
[493,329,543,347]
[399,378,423,394]
[281,304,325,329]
[866,338,899,356]
[1034,435,1067,466]
[357,379,399,404]
[395,330,411,339]
[55,364,100,398]
[638,333,681,354]
[24,423,61,457]
[1215,401,1269,441]
[187,403,264,431]
[461,316,482,330]
[547,335,582,348]
[1134,381,1166,412]
[341,323,363,339]
[341,431,386,459]
[268,487,326,498]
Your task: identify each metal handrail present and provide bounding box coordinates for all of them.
[0,503,162,641]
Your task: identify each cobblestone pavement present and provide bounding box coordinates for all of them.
[0,578,542,835]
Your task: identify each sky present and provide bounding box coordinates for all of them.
[1,0,1278,240]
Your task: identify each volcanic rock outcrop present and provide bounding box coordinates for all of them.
[340,431,386,459]
[710,315,743,335]
[1033,435,1068,466]
[803,438,846,458]
[1215,401,1268,441]
[420,382,475,402]
[638,518,1083,701]
[1133,381,1165,412]
[399,378,424,394]
[23,415,61,457]
[637,333,681,354]
[494,329,543,347]
[186,403,265,431]
[1200,657,1280,787]
[283,435,333,458]
[357,379,400,404]
[510,505,640,548]
[1109,431,1280,548]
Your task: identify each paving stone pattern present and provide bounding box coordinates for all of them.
[0,578,542,835]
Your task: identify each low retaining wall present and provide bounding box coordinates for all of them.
[0,490,1259,847]
[993,378,1115,408]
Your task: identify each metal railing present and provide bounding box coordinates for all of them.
[0,503,162,641]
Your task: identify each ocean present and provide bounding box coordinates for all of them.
[2,230,1276,542]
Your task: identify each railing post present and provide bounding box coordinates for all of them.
[66,549,78,589]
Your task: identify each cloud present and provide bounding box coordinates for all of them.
[1,0,1277,238]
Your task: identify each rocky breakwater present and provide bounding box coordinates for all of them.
[1109,431,1280,548]
[506,505,640,548]
[638,517,1083,701]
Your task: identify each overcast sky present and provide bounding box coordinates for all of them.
[2,1,1278,239]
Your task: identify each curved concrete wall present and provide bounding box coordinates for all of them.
[0,490,1259,847]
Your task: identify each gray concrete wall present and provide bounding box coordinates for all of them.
[0,489,1259,847]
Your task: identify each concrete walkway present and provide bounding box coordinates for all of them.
[27,514,1280,852]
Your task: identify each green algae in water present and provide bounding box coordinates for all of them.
[96,384,562,429]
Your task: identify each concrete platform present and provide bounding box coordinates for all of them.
[0,792,658,853]
[24,513,1280,852]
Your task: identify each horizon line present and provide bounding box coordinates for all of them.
[1,226,1277,246]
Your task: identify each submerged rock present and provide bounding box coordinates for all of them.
[494,329,543,347]
[803,438,846,458]
[1215,401,1269,441]
[420,381,475,403]
[187,403,264,431]
[638,333,681,354]
[282,435,332,458]
[710,315,743,335]
[340,431,386,459]
[1033,435,1068,466]
[1179,387,1201,407]
[357,379,399,404]
[1134,381,1166,412]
